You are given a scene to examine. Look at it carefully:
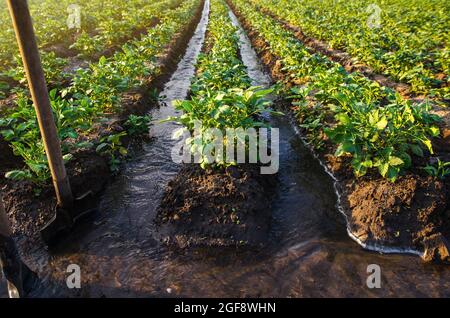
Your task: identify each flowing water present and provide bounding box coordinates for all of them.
[2,0,449,297]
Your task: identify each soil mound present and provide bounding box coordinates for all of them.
[156,164,277,248]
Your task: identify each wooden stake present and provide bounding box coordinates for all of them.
[6,0,73,208]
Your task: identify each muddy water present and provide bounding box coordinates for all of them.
[2,0,448,298]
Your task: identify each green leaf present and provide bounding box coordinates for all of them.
[341,141,356,153]
[423,165,437,176]
[378,162,389,177]
[410,144,423,157]
[119,147,128,156]
[67,130,78,139]
[429,126,440,137]
[5,170,30,181]
[75,141,94,149]
[336,113,350,125]
[376,117,388,130]
[63,153,73,163]
[1,129,15,140]
[389,156,404,166]
[96,143,109,153]
[386,167,400,182]
[421,138,433,154]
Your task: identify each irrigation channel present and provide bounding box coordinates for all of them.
[1,0,449,297]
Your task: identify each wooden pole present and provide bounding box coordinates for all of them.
[6,0,73,208]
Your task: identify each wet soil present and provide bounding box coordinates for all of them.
[1,149,109,238]
[0,0,206,240]
[156,164,277,248]
[344,175,448,258]
[227,0,450,263]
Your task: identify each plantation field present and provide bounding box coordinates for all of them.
[250,0,449,98]
[169,0,278,169]
[0,0,449,300]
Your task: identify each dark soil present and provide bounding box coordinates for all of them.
[227,0,450,263]
[1,149,109,238]
[155,164,277,248]
[0,0,206,241]
[344,175,448,258]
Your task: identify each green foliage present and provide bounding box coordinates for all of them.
[423,159,450,179]
[0,0,190,98]
[125,115,151,136]
[0,0,201,184]
[96,132,128,172]
[0,90,93,183]
[5,52,69,90]
[251,0,449,97]
[4,142,49,185]
[0,0,181,71]
[325,101,440,181]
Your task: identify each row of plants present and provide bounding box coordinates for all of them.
[230,0,444,182]
[0,0,183,98]
[250,0,449,98]
[0,0,173,68]
[0,0,202,185]
[167,0,277,169]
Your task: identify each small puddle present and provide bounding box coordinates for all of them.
[3,0,448,298]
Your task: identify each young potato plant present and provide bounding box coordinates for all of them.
[324,100,440,181]
[96,131,128,173]
[125,115,151,137]
[96,114,150,172]
[0,0,190,101]
[69,0,183,59]
[0,0,181,75]
[424,159,450,180]
[67,0,199,113]
[0,91,92,184]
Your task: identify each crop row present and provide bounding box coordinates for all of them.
[0,0,202,184]
[230,0,442,181]
[168,0,277,169]
[0,0,185,99]
[250,0,449,98]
